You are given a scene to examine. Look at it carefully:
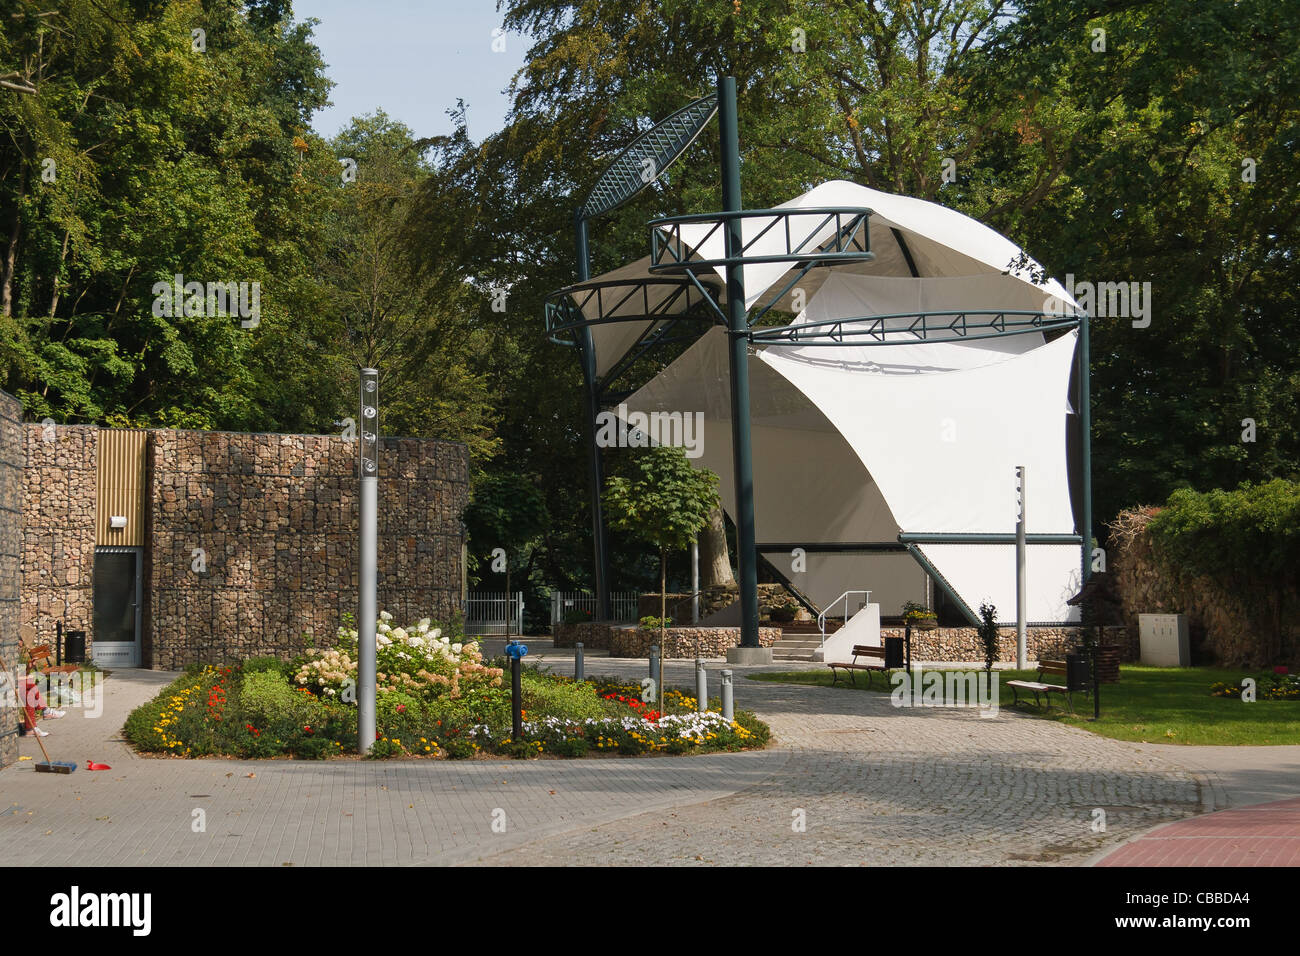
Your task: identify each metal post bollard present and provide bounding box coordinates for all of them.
[721,669,734,721]
[575,642,585,681]
[649,645,661,707]
[506,640,528,740]
[696,658,708,712]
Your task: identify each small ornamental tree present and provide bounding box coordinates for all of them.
[978,602,999,674]
[463,471,549,636]
[603,446,720,645]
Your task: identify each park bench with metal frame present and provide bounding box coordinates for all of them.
[1006,659,1085,712]
[828,644,890,688]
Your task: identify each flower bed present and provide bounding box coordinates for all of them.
[123,613,769,760]
[1211,667,1299,701]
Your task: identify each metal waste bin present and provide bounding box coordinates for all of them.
[1066,651,1090,692]
[64,630,86,664]
[884,636,905,669]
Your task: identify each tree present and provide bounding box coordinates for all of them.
[699,503,735,590]
[603,446,720,644]
[977,603,999,674]
[462,471,549,637]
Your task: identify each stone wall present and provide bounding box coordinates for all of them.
[638,584,790,622]
[147,431,469,669]
[21,425,97,651]
[1109,507,1298,667]
[555,620,780,658]
[880,625,1136,663]
[0,391,22,770]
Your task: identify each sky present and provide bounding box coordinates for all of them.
[293,1,529,143]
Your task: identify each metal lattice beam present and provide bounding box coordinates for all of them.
[748,310,1080,346]
[580,94,719,220]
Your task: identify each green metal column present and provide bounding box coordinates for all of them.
[575,214,612,619]
[718,76,760,648]
[1080,312,1093,583]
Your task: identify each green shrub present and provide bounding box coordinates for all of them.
[241,669,326,726]
[242,656,291,676]
[520,669,610,721]
[1148,479,1300,660]
[1149,479,1300,584]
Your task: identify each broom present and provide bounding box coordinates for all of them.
[1,648,76,774]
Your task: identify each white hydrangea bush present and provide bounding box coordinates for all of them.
[295,612,502,701]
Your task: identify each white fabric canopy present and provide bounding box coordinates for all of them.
[579,179,1076,381]
[609,182,1083,622]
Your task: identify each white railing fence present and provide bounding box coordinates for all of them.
[817,590,872,645]
[550,590,640,630]
[464,591,525,637]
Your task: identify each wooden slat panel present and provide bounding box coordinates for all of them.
[96,429,148,546]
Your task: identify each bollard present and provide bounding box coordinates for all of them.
[575,642,585,681]
[721,669,734,721]
[649,645,661,707]
[695,658,708,713]
[505,641,528,740]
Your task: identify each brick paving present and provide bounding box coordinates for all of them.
[1096,797,1300,867]
[3,653,1295,866]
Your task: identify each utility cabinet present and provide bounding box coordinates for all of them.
[1139,613,1190,667]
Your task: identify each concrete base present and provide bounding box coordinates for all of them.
[726,646,774,666]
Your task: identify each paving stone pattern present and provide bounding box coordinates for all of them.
[1,658,1246,866]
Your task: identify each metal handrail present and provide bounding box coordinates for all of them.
[817,590,872,646]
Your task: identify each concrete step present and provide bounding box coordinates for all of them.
[773,651,817,661]
[773,638,823,649]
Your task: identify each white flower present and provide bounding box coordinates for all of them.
[379,611,393,622]
[430,628,442,640]
[417,618,431,632]
[451,643,462,654]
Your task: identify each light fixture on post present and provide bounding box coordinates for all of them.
[357,367,379,754]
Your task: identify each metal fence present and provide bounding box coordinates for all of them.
[464,591,525,637]
[550,590,640,630]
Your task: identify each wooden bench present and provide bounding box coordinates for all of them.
[23,641,81,676]
[1006,659,1085,712]
[828,644,889,687]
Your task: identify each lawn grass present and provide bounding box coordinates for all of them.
[748,665,1300,745]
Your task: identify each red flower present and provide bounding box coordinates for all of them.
[1275,666,1289,675]
[396,704,406,713]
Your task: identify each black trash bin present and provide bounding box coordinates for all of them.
[64,630,86,665]
[1066,651,1090,692]
[884,636,905,669]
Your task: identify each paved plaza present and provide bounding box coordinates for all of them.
[3,648,1298,866]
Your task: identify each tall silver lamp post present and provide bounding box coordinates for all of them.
[1015,465,1028,670]
[358,367,379,753]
